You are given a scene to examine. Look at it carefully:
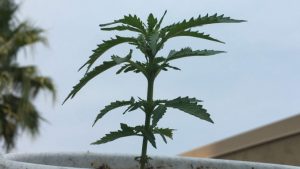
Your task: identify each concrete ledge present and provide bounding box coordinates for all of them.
[1,152,300,169]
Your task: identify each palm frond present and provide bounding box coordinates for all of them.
[0,22,46,60]
[0,94,42,151]
[4,65,56,100]
[0,0,54,153]
[0,0,17,30]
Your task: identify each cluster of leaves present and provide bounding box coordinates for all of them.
[0,0,55,152]
[64,12,244,101]
[63,10,244,165]
[90,96,212,148]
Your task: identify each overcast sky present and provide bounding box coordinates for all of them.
[11,0,300,156]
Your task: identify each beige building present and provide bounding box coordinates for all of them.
[181,114,300,166]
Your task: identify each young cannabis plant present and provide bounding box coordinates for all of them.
[63,11,244,169]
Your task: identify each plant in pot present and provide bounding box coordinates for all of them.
[3,11,299,169]
[63,11,244,169]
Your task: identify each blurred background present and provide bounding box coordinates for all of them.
[1,0,299,159]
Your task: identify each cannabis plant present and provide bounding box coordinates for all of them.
[64,11,244,169]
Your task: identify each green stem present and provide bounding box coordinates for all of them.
[140,72,155,169]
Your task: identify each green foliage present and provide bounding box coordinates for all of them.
[100,14,146,33]
[91,123,138,144]
[153,127,174,143]
[151,104,167,127]
[142,128,156,148]
[158,97,213,123]
[161,13,245,38]
[166,47,225,62]
[63,50,132,103]
[147,14,157,32]
[166,29,225,44]
[79,36,136,72]
[93,98,135,126]
[0,0,55,152]
[124,99,146,113]
[64,10,244,169]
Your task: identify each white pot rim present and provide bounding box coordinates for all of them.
[1,152,300,169]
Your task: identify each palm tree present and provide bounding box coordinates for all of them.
[0,0,55,152]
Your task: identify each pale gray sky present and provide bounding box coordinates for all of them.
[11,0,300,156]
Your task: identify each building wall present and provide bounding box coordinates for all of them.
[216,133,300,166]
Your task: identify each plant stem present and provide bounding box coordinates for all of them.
[140,73,155,169]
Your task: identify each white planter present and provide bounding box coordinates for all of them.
[0,152,299,169]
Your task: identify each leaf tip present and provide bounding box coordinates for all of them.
[78,63,87,72]
[90,141,98,145]
[62,94,72,105]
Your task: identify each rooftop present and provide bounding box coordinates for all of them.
[181,114,300,158]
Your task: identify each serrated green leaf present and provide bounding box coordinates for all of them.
[124,65,136,73]
[148,31,160,56]
[162,14,245,38]
[63,61,116,104]
[63,52,132,104]
[101,25,141,33]
[153,127,174,144]
[154,10,167,31]
[128,100,146,112]
[154,57,166,64]
[152,104,167,127]
[153,127,174,138]
[122,99,146,115]
[111,49,132,64]
[120,123,132,130]
[116,64,130,74]
[159,134,167,143]
[133,125,144,133]
[93,97,135,126]
[127,61,146,74]
[135,34,148,56]
[165,64,181,71]
[160,63,181,72]
[166,47,225,62]
[117,61,146,75]
[79,36,136,72]
[168,30,224,44]
[100,14,146,33]
[161,97,213,123]
[147,13,157,32]
[142,129,157,148]
[91,123,137,145]
[122,105,134,114]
